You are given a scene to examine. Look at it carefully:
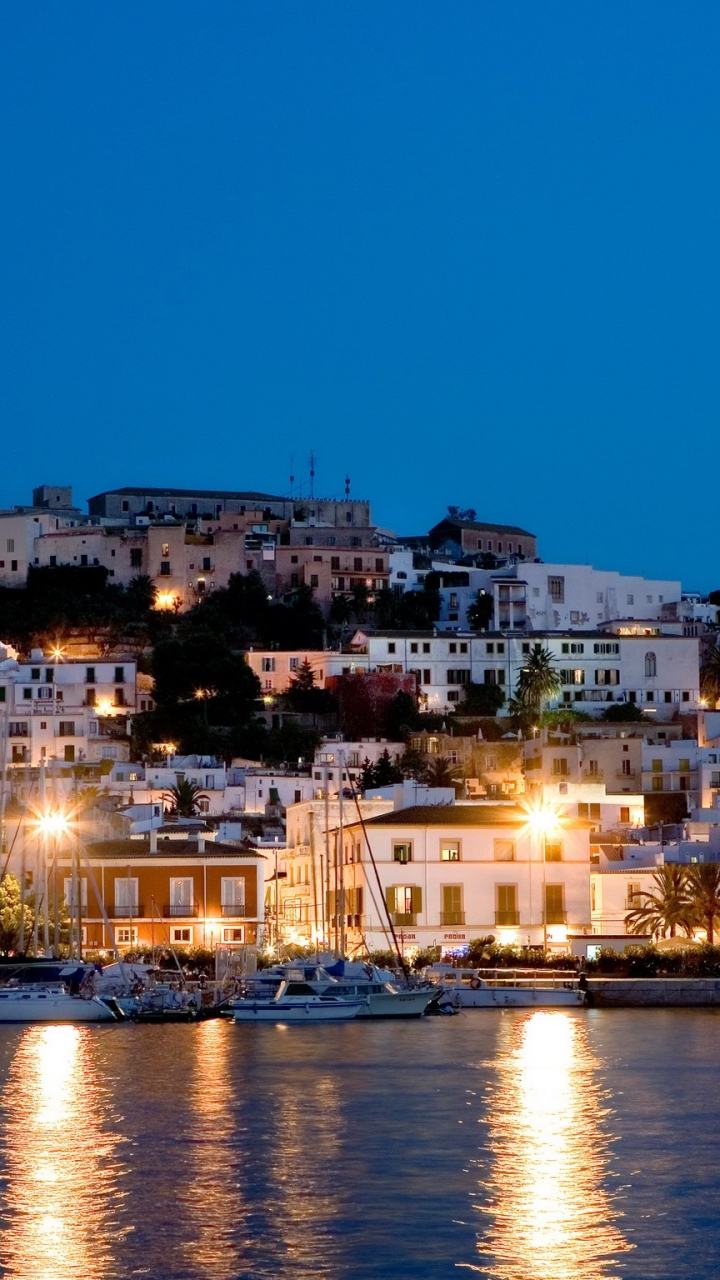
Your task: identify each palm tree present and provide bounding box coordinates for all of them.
[165,780,203,818]
[425,757,461,790]
[625,865,694,939]
[700,645,720,708]
[687,862,720,945]
[514,644,561,720]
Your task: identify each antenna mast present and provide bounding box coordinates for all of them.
[309,452,315,499]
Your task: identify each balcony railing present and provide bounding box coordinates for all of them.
[616,768,638,779]
[495,910,520,926]
[109,905,144,919]
[221,903,246,918]
[163,903,200,918]
[390,912,417,927]
[544,910,568,925]
[440,911,465,926]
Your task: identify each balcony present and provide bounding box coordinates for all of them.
[390,913,417,927]
[163,902,200,918]
[582,769,604,781]
[220,903,246,918]
[544,910,568,925]
[109,905,144,919]
[440,911,465,926]
[616,769,638,779]
[495,910,520,926]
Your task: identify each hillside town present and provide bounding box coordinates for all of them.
[0,478,719,968]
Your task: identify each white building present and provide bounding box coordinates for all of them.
[336,804,592,955]
[362,628,700,719]
[491,562,682,633]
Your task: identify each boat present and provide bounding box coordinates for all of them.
[0,983,118,1023]
[423,964,586,1010]
[232,975,365,1023]
[313,960,437,1018]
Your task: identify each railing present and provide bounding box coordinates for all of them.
[582,769,604,780]
[543,909,568,925]
[163,902,200,918]
[616,768,638,779]
[495,910,520,926]
[221,903,246,917]
[440,911,465,925]
[390,912,417,927]
[109,905,144,919]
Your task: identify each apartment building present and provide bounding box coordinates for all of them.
[362,628,700,718]
[428,517,537,560]
[0,648,136,767]
[87,486,371,527]
[491,562,682,633]
[335,804,592,954]
[523,738,644,830]
[54,829,264,952]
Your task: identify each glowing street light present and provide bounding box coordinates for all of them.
[154,591,177,611]
[34,811,72,839]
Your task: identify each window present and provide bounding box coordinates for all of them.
[522,642,530,655]
[63,877,87,910]
[393,842,413,863]
[651,759,663,773]
[486,642,494,654]
[620,807,630,823]
[58,721,75,737]
[160,561,170,575]
[375,558,384,573]
[6,539,13,553]
[441,885,464,925]
[169,878,194,916]
[422,669,431,684]
[223,926,245,944]
[10,561,17,573]
[23,689,31,700]
[627,594,634,605]
[679,758,690,773]
[114,666,124,684]
[626,882,642,909]
[262,657,275,672]
[410,643,418,654]
[86,667,96,684]
[645,652,657,677]
[422,643,430,654]
[548,576,565,603]
[310,574,319,588]
[386,885,421,923]
[115,927,138,946]
[593,642,619,655]
[544,840,563,862]
[544,884,565,924]
[495,884,518,925]
[31,668,40,681]
[597,593,604,604]
[595,669,620,685]
[170,927,193,944]
[652,776,664,792]
[460,642,468,654]
[448,669,470,685]
[221,877,246,916]
[440,841,460,861]
[388,643,396,654]
[113,688,125,707]
[331,556,340,571]
[354,557,363,571]
[494,839,515,862]
[114,877,139,916]
[45,668,54,684]
[621,759,632,776]
[130,548,142,568]
[552,758,568,776]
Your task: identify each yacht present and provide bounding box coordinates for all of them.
[232,975,365,1023]
[424,965,586,1009]
[0,984,118,1023]
[312,960,436,1018]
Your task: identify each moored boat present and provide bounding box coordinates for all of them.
[313,960,436,1018]
[424,964,586,1009]
[232,976,365,1023]
[0,984,118,1023]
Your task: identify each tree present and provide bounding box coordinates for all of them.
[124,574,155,614]
[351,581,370,622]
[447,506,477,522]
[701,644,720,707]
[514,645,561,720]
[383,690,420,740]
[166,780,203,817]
[461,682,505,716]
[467,590,494,632]
[687,863,720,945]
[601,702,646,723]
[0,875,33,954]
[625,865,694,939]
[359,750,403,791]
[425,756,461,790]
[289,659,316,693]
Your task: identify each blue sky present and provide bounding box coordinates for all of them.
[1,2,718,589]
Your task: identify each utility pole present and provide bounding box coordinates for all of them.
[338,754,345,959]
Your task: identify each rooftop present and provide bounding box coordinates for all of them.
[431,517,536,538]
[83,838,264,859]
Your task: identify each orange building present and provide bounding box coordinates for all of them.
[53,832,265,953]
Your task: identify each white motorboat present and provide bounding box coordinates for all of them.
[232,976,365,1023]
[0,984,118,1023]
[424,965,586,1010]
[313,961,436,1018]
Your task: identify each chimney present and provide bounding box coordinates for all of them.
[149,828,157,853]
[197,834,206,854]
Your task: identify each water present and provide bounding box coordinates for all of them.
[0,1010,715,1279]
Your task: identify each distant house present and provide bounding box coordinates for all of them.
[428,518,537,561]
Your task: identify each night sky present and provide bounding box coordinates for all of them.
[1,3,718,589]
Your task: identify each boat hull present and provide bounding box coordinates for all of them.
[0,993,117,1022]
[355,989,435,1018]
[233,1000,362,1023]
[441,987,585,1009]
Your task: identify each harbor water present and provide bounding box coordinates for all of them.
[0,1009,715,1280]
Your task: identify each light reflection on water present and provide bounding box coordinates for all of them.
[467,1011,633,1280]
[0,1025,128,1280]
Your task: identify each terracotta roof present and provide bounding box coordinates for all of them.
[360,804,592,829]
[83,839,264,860]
